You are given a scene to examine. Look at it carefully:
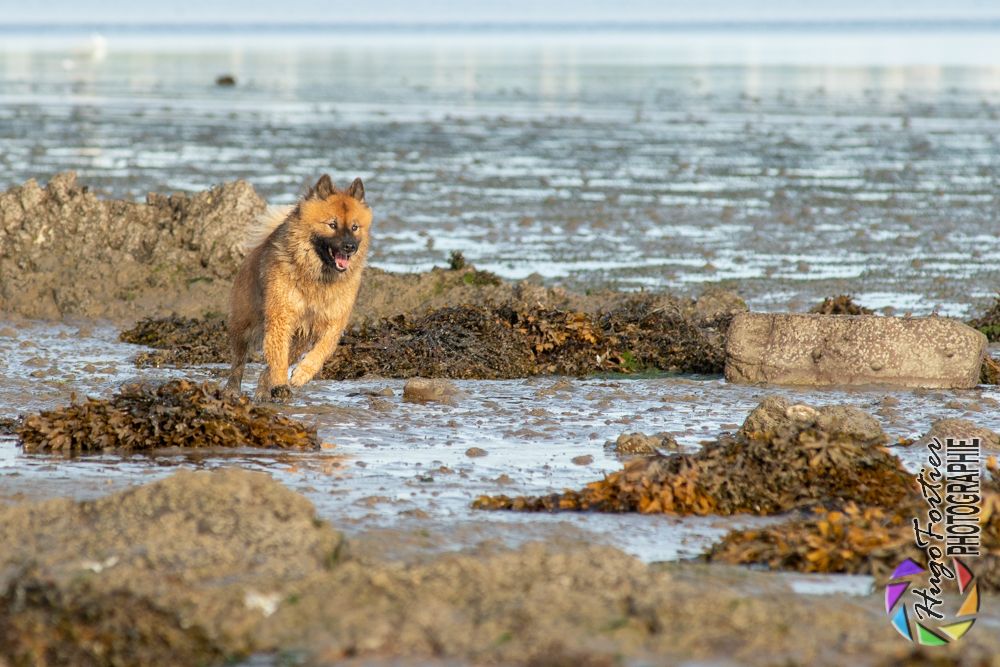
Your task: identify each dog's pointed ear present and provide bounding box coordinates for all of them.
[347,177,365,203]
[312,174,335,200]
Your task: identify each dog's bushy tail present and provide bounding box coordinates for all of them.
[243,205,294,251]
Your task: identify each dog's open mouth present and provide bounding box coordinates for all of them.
[331,249,351,272]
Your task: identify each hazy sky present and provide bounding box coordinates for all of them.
[3,0,999,24]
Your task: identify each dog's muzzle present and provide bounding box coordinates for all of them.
[332,239,357,272]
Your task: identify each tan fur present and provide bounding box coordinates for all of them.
[244,204,294,252]
[225,175,372,401]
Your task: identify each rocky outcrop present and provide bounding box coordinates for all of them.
[0,172,266,320]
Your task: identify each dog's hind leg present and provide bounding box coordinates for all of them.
[225,329,251,395]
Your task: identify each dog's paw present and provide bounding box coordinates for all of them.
[270,385,293,402]
[289,365,316,388]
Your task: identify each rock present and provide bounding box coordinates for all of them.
[738,396,886,447]
[403,378,459,403]
[0,173,266,320]
[0,469,343,663]
[725,313,986,389]
[215,74,237,86]
[367,397,394,413]
[610,432,679,456]
[465,447,488,458]
[917,418,1000,450]
[689,287,748,324]
[571,455,594,466]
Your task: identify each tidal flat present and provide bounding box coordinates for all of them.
[2,25,1000,666]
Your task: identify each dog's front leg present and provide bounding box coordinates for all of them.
[259,314,295,401]
[290,323,344,388]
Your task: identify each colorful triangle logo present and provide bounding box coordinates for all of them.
[954,558,974,594]
[891,558,924,579]
[891,604,912,641]
[885,581,910,612]
[939,620,975,641]
[958,583,980,617]
[916,623,950,646]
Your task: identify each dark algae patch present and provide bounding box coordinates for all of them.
[706,503,920,577]
[968,293,1000,342]
[474,397,915,515]
[326,306,535,380]
[335,293,737,377]
[120,313,229,367]
[0,416,19,436]
[121,292,740,378]
[17,380,318,453]
[809,294,875,315]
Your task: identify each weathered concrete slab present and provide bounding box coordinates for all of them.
[725,313,986,388]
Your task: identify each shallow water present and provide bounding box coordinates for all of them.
[2,321,997,574]
[2,26,1000,316]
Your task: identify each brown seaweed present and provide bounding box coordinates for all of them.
[17,380,318,453]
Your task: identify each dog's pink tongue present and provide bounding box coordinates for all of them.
[335,254,351,270]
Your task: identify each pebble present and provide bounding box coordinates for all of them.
[403,378,458,404]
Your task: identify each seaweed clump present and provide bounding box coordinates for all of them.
[704,453,1000,584]
[706,503,918,576]
[325,306,535,380]
[118,291,740,378]
[968,293,1000,342]
[707,490,1000,589]
[17,380,318,453]
[322,295,731,380]
[474,398,914,515]
[120,314,229,367]
[809,294,874,315]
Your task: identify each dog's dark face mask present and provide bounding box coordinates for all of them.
[311,232,359,273]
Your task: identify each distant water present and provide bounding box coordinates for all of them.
[2,24,999,315]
